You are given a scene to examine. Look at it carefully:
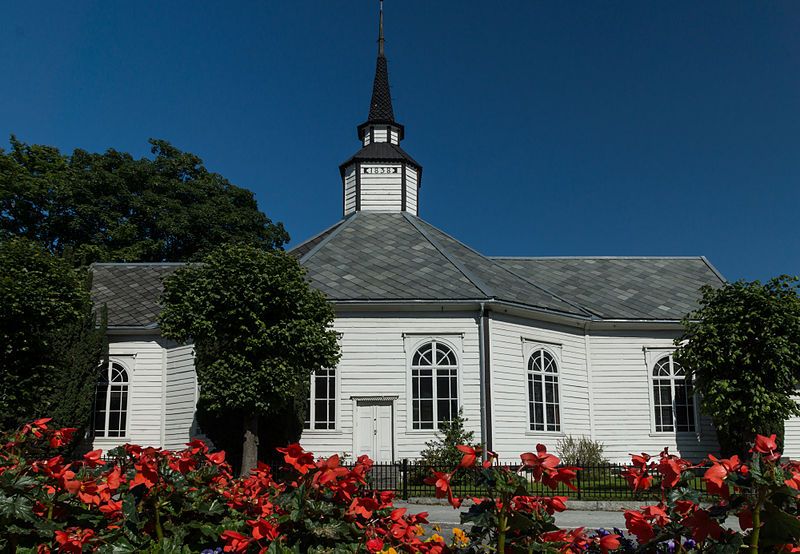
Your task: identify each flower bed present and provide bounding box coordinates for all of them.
[1,419,799,552]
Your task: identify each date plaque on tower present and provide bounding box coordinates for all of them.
[362,167,398,174]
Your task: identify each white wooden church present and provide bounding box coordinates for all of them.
[88,11,800,463]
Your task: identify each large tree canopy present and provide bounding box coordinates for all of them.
[159,244,340,473]
[0,137,288,263]
[0,238,106,434]
[676,275,800,456]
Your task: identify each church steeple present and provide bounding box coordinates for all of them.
[340,1,422,217]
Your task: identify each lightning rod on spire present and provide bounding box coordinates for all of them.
[378,0,385,57]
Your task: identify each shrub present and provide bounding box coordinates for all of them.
[555,434,608,466]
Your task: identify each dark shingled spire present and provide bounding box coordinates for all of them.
[367,1,395,123]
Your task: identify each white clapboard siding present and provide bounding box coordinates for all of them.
[359,164,404,212]
[300,312,482,461]
[406,167,418,215]
[344,167,357,215]
[589,331,718,462]
[784,402,800,458]
[490,315,590,459]
[93,336,167,452]
[164,345,198,450]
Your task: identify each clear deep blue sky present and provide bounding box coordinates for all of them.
[1,2,798,281]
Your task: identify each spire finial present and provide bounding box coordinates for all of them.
[378,0,385,57]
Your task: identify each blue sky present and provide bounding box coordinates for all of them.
[1,1,798,281]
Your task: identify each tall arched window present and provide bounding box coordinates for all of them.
[93,360,129,438]
[411,341,458,430]
[653,355,695,433]
[527,349,560,432]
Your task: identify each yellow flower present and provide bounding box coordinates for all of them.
[379,549,397,554]
[432,523,441,532]
[414,524,425,536]
[426,534,444,543]
[453,527,469,546]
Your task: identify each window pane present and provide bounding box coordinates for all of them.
[420,399,434,427]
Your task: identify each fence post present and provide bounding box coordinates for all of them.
[576,465,582,500]
[402,459,409,500]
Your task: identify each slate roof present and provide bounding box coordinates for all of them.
[492,257,725,320]
[294,212,592,317]
[92,215,726,328]
[367,55,395,122]
[91,263,181,328]
[339,142,421,172]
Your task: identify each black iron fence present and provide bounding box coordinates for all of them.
[262,458,708,501]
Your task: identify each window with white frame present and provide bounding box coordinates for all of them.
[93,360,129,438]
[304,368,336,430]
[527,349,561,432]
[652,354,696,433]
[411,341,458,430]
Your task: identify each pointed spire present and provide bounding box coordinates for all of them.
[378,0,385,57]
[367,0,395,122]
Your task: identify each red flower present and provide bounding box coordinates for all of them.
[248,518,279,541]
[276,443,315,474]
[703,455,742,498]
[599,533,621,554]
[752,434,781,462]
[456,445,479,468]
[520,444,560,481]
[682,508,724,542]
[621,466,652,491]
[366,538,384,553]
[221,530,253,553]
[424,471,460,507]
[48,427,77,448]
[348,496,380,519]
[624,510,655,544]
[206,451,226,466]
[82,449,105,468]
[54,527,95,553]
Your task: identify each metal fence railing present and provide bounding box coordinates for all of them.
[261,458,708,501]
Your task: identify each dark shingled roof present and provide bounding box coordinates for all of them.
[292,212,589,317]
[367,55,395,122]
[492,257,725,320]
[339,142,420,172]
[91,263,182,328]
[92,217,726,328]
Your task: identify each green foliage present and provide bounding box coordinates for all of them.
[555,435,608,466]
[0,238,106,433]
[675,275,800,455]
[0,136,288,263]
[418,410,477,469]
[158,244,340,463]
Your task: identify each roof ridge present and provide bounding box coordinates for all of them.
[498,263,600,319]
[90,262,187,267]
[402,213,495,299]
[298,213,358,265]
[411,217,592,317]
[289,218,347,256]
[700,256,727,283]
[491,256,708,260]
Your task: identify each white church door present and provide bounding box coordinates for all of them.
[355,400,394,462]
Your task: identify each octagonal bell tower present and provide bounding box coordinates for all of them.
[339,1,422,216]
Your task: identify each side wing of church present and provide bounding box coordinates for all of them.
[88,10,800,463]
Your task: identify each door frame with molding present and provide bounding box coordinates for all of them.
[351,396,397,462]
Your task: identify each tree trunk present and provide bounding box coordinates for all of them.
[241,413,259,476]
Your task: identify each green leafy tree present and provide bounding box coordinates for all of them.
[0,238,106,434]
[158,244,340,474]
[0,136,288,263]
[675,275,800,456]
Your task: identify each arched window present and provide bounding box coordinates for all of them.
[304,368,336,430]
[527,349,560,432]
[653,355,695,433]
[93,360,129,438]
[411,341,458,430]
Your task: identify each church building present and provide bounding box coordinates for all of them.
[88,9,798,463]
